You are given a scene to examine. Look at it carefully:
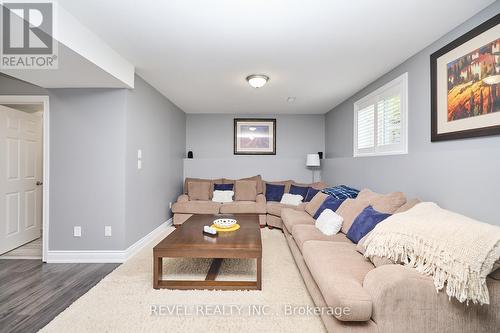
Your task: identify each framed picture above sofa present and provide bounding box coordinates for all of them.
[431,14,500,142]
[234,118,276,155]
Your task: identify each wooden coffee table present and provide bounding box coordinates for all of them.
[153,214,262,290]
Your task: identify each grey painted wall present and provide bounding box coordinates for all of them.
[49,88,128,250]
[324,2,500,225]
[1,73,187,251]
[124,76,185,247]
[185,114,325,182]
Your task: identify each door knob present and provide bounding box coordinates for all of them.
[36,181,43,186]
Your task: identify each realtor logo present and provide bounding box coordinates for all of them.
[1,1,58,69]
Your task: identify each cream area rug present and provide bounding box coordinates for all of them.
[40,227,326,333]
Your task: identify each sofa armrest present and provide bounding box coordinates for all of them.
[363,265,439,330]
[256,194,266,204]
[255,194,266,213]
[363,264,500,332]
[176,194,189,203]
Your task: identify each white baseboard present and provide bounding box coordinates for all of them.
[46,219,172,263]
[125,219,172,259]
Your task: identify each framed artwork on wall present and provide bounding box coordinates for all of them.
[234,118,276,155]
[431,14,500,142]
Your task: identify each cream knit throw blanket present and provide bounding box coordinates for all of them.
[363,202,500,305]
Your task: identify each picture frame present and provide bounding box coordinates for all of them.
[234,118,276,155]
[431,13,500,142]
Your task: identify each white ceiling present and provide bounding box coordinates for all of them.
[57,0,494,114]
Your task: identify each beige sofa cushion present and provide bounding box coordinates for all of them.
[187,181,211,201]
[357,189,406,214]
[292,181,328,190]
[305,192,329,216]
[394,198,421,214]
[292,224,353,252]
[176,194,189,203]
[267,201,306,217]
[303,241,374,321]
[222,178,234,185]
[338,198,370,234]
[234,180,257,201]
[224,175,263,194]
[241,175,263,194]
[220,200,266,214]
[266,214,283,229]
[184,177,222,199]
[281,208,315,232]
[172,201,221,214]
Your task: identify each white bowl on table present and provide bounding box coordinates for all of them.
[213,218,237,229]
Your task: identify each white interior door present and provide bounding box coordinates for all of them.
[0,105,43,255]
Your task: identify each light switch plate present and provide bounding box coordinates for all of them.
[137,149,142,159]
[137,160,142,169]
[74,226,81,237]
[105,226,112,237]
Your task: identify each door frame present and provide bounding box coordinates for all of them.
[0,95,50,262]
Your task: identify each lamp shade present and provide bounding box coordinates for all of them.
[306,153,320,167]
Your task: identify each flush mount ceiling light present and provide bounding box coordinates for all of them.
[246,74,269,88]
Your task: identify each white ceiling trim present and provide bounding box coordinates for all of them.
[55,2,135,88]
[1,1,135,89]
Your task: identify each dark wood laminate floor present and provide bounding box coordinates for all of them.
[0,260,119,333]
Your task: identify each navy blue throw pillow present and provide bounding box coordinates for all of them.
[265,183,286,202]
[313,196,346,219]
[346,206,391,243]
[289,185,310,200]
[214,183,233,191]
[304,188,320,202]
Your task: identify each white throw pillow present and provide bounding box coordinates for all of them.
[212,190,234,203]
[280,193,303,206]
[315,209,343,236]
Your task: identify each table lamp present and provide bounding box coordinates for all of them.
[306,153,320,183]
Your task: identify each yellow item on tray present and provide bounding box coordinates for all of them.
[210,224,240,232]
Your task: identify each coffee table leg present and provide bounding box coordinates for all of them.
[153,255,162,289]
[205,258,223,281]
[256,257,262,290]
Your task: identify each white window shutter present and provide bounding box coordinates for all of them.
[357,104,375,150]
[354,73,408,157]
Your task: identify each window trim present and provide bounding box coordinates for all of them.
[353,72,408,157]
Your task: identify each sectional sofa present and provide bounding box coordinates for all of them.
[281,190,500,332]
[172,175,326,228]
[171,176,500,332]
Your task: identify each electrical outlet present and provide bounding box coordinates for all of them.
[105,226,112,237]
[169,202,172,209]
[74,226,81,237]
